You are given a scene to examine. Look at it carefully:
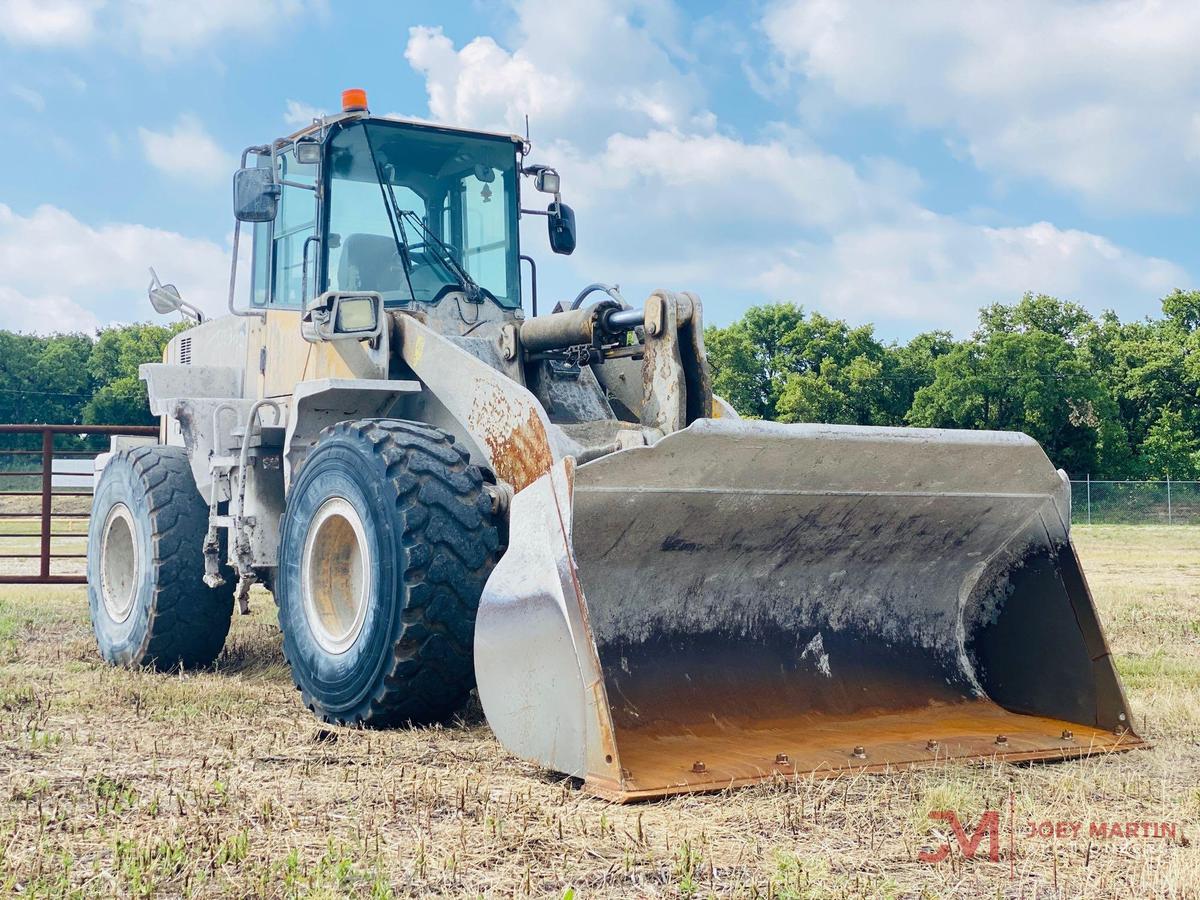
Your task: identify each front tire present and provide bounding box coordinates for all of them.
[277,420,500,726]
[88,446,235,669]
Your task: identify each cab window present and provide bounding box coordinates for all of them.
[271,148,317,308]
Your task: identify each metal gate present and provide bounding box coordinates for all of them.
[0,424,159,585]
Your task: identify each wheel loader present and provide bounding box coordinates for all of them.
[87,89,1143,801]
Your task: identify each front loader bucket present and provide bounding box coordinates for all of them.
[475,420,1143,801]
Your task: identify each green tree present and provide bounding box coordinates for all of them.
[1077,292,1198,474]
[908,329,1120,475]
[886,330,957,421]
[83,323,183,425]
[705,303,805,418]
[0,331,92,425]
[1138,408,1200,478]
[1161,288,1200,332]
[775,313,894,425]
[977,292,1092,342]
[0,321,184,428]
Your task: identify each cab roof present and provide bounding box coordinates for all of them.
[279,111,526,150]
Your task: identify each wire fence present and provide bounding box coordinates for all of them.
[1070,478,1200,525]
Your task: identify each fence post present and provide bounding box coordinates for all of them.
[1167,474,1172,525]
[39,428,52,579]
[1086,474,1091,526]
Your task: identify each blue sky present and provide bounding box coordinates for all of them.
[1,0,1197,340]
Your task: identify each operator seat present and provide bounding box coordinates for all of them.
[338,233,406,294]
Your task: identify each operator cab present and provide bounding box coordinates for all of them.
[231,89,576,327]
[320,119,521,308]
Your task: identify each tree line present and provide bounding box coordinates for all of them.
[2,290,1198,478]
[706,291,1200,479]
[0,323,184,430]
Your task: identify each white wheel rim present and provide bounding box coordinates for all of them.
[301,497,372,655]
[100,503,139,624]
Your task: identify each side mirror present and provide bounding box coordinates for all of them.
[548,202,576,255]
[149,278,183,315]
[147,268,203,323]
[233,167,280,223]
[302,291,384,343]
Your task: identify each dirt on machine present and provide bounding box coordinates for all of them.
[85,89,1143,802]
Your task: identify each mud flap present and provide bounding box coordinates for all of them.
[476,420,1143,801]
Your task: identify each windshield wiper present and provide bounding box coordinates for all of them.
[395,209,487,303]
[362,126,490,305]
[363,128,418,303]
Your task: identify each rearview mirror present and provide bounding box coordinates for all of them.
[548,202,576,255]
[233,167,280,223]
[149,279,183,315]
[147,268,203,323]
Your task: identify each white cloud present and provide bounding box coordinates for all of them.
[405,0,709,148]
[406,27,576,136]
[0,203,233,332]
[763,0,1200,212]
[118,0,319,56]
[0,0,318,56]
[397,0,1193,334]
[551,128,1185,332]
[284,99,325,127]
[138,115,234,185]
[13,0,1158,338]
[755,219,1186,332]
[8,84,45,112]
[0,0,100,46]
[0,285,100,333]
[573,129,914,231]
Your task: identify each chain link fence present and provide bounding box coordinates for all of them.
[1070,478,1200,525]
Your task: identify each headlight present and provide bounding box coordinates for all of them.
[536,169,560,194]
[335,296,378,333]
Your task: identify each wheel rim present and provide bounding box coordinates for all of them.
[100,503,139,623]
[301,497,372,655]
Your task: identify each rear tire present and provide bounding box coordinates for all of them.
[87,445,235,669]
[277,419,500,726]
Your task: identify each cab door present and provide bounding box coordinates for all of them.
[245,147,355,399]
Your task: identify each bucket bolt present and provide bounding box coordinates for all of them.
[775,753,791,766]
[691,761,707,774]
[851,746,867,760]
[925,739,939,752]
[995,734,1008,746]
[1061,729,1074,741]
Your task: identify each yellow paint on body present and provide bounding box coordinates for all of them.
[251,310,357,399]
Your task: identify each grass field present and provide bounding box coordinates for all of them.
[0,525,1197,898]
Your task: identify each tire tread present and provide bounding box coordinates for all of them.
[285,419,499,726]
[118,446,233,668]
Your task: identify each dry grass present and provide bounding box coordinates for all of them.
[0,525,1197,898]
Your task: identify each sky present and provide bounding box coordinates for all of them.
[1,0,1198,341]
